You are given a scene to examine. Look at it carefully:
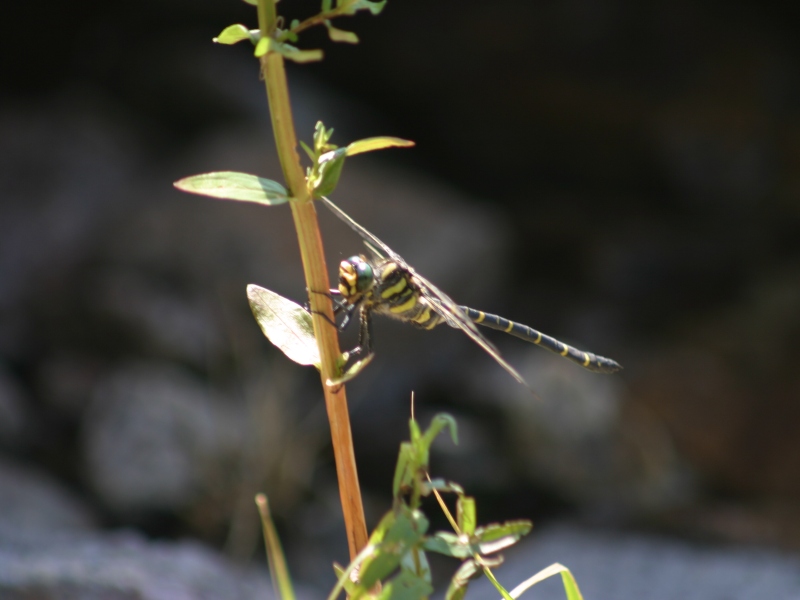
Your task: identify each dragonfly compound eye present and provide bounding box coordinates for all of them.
[339,256,374,298]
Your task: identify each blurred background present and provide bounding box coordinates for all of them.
[2,0,800,594]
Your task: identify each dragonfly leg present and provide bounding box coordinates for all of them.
[305,289,348,328]
[340,306,375,370]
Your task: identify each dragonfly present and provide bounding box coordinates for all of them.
[318,196,622,387]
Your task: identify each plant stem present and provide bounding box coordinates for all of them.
[257,0,369,561]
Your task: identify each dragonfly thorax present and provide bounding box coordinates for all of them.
[338,255,375,300]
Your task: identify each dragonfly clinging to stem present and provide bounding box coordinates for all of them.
[319,196,622,388]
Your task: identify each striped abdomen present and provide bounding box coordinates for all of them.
[460,307,622,374]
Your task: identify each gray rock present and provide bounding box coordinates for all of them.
[0,456,97,531]
[0,526,274,600]
[467,355,695,516]
[82,363,243,514]
[466,524,800,600]
[0,98,139,320]
[93,270,226,368]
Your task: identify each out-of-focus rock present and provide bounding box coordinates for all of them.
[468,353,695,518]
[466,523,800,600]
[82,363,243,514]
[0,99,140,360]
[0,526,275,600]
[0,456,97,531]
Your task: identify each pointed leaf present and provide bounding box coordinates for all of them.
[214,24,255,45]
[254,36,271,57]
[340,0,387,16]
[326,352,373,386]
[325,21,360,44]
[332,563,358,597]
[329,543,380,600]
[560,569,584,600]
[359,510,428,589]
[313,121,336,154]
[445,559,482,600]
[247,285,320,367]
[422,532,470,559]
[311,148,347,198]
[174,172,290,205]
[346,137,415,156]
[420,413,458,452]
[507,563,583,600]
[392,442,414,498]
[255,495,296,600]
[278,42,323,63]
[299,140,315,163]
[473,520,532,555]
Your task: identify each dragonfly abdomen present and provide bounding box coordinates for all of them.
[460,307,622,374]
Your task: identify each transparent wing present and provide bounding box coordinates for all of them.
[409,273,529,388]
[319,196,395,262]
[319,196,530,389]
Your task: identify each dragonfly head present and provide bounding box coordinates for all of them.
[338,255,375,301]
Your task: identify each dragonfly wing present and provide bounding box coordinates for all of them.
[363,240,388,261]
[320,195,532,391]
[413,275,531,389]
[320,197,397,262]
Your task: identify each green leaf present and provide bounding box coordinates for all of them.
[409,418,422,444]
[254,36,271,57]
[377,569,433,600]
[247,285,320,367]
[242,0,257,4]
[332,563,358,597]
[255,495,296,600]
[392,442,414,498]
[507,563,584,600]
[277,42,323,63]
[310,148,347,198]
[313,121,334,151]
[299,140,315,163]
[346,137,415,156]
[445,559,482,600]
[560,569,584,600]
[278,28,299,43]
[174,172,290,205]
[325,21,360,44]
[214,24,254,45]
[329,543,379,600]
[326,351,373,386]
[359,510,428,590]
[339,0,387,16]
[457,497,477,537]
[422,532,470,559]
[420,479,464,496]
[420,413,458,452]
[472,520,532,555]
[400,549,431,583]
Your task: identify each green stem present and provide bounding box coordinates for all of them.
[257,0,369,561]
